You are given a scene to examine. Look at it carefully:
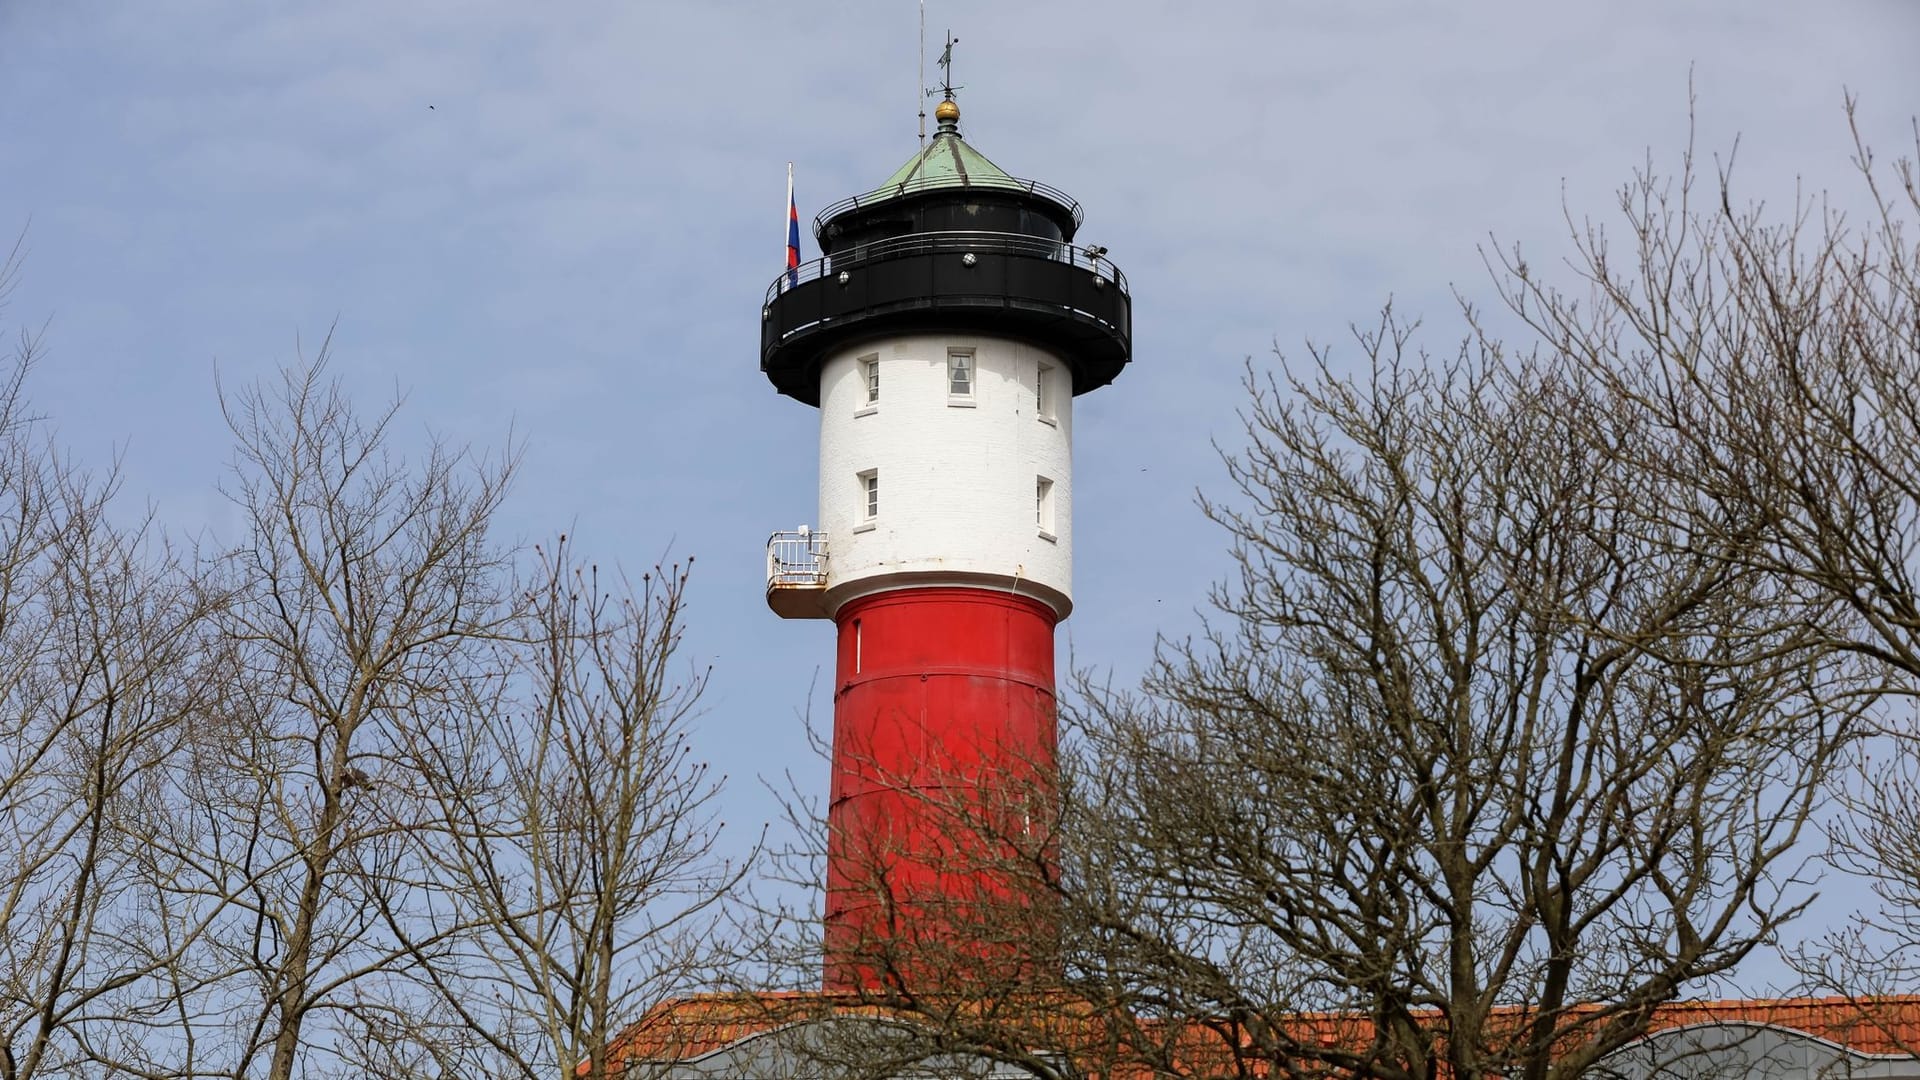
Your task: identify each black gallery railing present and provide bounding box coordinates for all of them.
[759,231,1133,402]
[812,175,1086,235]
[765,231,1126,301]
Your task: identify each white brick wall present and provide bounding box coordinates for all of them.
[817,332,1075,618]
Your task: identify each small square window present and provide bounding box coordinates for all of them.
[863,356,880,405]
[948,349,974,399]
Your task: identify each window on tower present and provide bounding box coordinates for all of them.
[862,355,880,406]
[858,469,879,528]
[948,348,974,403]
[1036,475,1056,540]
[1037,361,1056,423]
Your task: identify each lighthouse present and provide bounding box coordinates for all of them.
[761,93,1130,993]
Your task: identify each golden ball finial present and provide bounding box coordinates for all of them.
[934,99,960,124]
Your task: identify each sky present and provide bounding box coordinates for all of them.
[1,0,1916,991]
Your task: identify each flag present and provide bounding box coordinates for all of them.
[786,162,801,288]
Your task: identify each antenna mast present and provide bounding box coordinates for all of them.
[925,2,933,145]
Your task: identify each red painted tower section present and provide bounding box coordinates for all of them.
[823,588,1059,991]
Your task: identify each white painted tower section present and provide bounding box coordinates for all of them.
[816,332,1074,618]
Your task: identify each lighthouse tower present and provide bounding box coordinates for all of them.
[761,94,1130,992]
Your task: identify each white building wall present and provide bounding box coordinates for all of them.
[817,332,1074,618]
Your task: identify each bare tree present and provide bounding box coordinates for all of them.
[1045,326,1875,1080]
[0,230,745,1077]
[0,325,743,1079]
[1493,103,1920,1042]
[763,313,1881,1080]
[0,240,225,1080]
[96,348,521,1079]
[377,541,745,1080]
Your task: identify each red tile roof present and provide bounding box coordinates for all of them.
[607,993,1920,1072]
[1633,996,1920,1056]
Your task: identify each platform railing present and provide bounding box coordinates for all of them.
[813,175,1085,235]
[767,530,829,590]
[767,230,1126,303]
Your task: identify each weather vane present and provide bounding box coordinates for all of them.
[930,30,961,102]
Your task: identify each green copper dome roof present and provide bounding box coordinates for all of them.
[812,100,1085,236]
[871,117,1027,196]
